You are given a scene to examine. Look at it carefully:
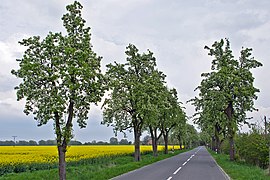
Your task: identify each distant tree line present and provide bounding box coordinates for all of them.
[0,140,82,146]
[0,138,134,146]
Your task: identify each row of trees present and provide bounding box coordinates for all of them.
[102,44,187,159]
[190,38,262,161]
[0,140,82,146]
[0,138,131,146]
[11,2,191,179]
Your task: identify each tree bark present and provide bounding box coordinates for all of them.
[149,126,158,157]
[225,101,235,161]
[55,112,67,180]
[214,130,220,153]
[57,145,67,180]
[178,138,182,150]
[151,138,158,157]
[163,132,168,154]
[229,134,235,161]
[134,128,141,161]
[211,136,215,151]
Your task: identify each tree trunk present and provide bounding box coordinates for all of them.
[225,101,235,161]
[229,135,235,161]
[179,139,182,150]
[134,129,141,161]
[57,145,66,180]
[149,126,160,157]
[54,112,67,180]
[149,126,157,156]
[178,135,183,150]
[152,139,158,157]
[163,132,168,154]
[211,136,215,151]
[214,133,220,153]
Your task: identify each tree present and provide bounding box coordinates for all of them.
[184,124,199,149]
[102,44,162,161]
[17,140,29,146]
[11,2,104,179]
[198,131,211,146]
[68,140,82,145]
[29,140,38,146]
[109,137,118,145]
[191,38,262,160]
[119,138,129,145]
[145,73,167,156]
[142,135,151,145]
[171,119,187,150]
[38,140,46,145]
[0,141,15,146]
[160,88,185,154]
[193,107,226,153]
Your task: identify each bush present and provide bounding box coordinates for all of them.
[236,132,268,168]
[220,130,269,169]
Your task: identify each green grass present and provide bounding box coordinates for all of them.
[209,150,270,180]
[0,149,189,180]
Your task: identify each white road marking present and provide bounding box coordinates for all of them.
[173,167,182,175]
[166,147,204,180]
[195,147,202,154]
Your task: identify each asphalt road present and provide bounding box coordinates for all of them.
[112,146,230,180]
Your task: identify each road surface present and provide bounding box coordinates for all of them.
[112,146,229,180]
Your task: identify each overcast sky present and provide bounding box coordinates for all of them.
[1,0,270,143]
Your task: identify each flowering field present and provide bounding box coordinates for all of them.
[0,145,177,168]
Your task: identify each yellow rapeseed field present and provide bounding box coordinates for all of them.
[0,145,177,167]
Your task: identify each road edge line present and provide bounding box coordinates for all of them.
[209,152,231,180]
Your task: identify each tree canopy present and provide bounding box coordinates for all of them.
[190,38,262,160]
[102,44,166,161]
[11,1,104,179]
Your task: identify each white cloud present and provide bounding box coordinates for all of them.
[1,0,270,141]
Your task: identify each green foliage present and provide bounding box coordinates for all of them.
[11,1,105,146]
[191,38,262,159]
[210,149,269,180]
[102,44,165,136]
[198,131,211,145]
[159,88,186,132]
[220,128,269,169]
[192,38,262,123]
[184,124,199,148]
[236,132,268,168]
[102,44,166,160]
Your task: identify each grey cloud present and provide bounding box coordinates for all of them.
[1,0,270,140]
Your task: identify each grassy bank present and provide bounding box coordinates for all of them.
[0,149,188,180]
[209,150,269,180]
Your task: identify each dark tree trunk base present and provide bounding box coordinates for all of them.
[58,145,67,180]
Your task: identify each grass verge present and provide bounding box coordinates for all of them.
[0,149,189,180]
[209,150,269,180]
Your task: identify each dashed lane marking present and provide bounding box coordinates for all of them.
[165,147,203,180]
[173,167,182,175]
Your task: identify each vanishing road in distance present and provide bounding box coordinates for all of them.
[112,146,229,180]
